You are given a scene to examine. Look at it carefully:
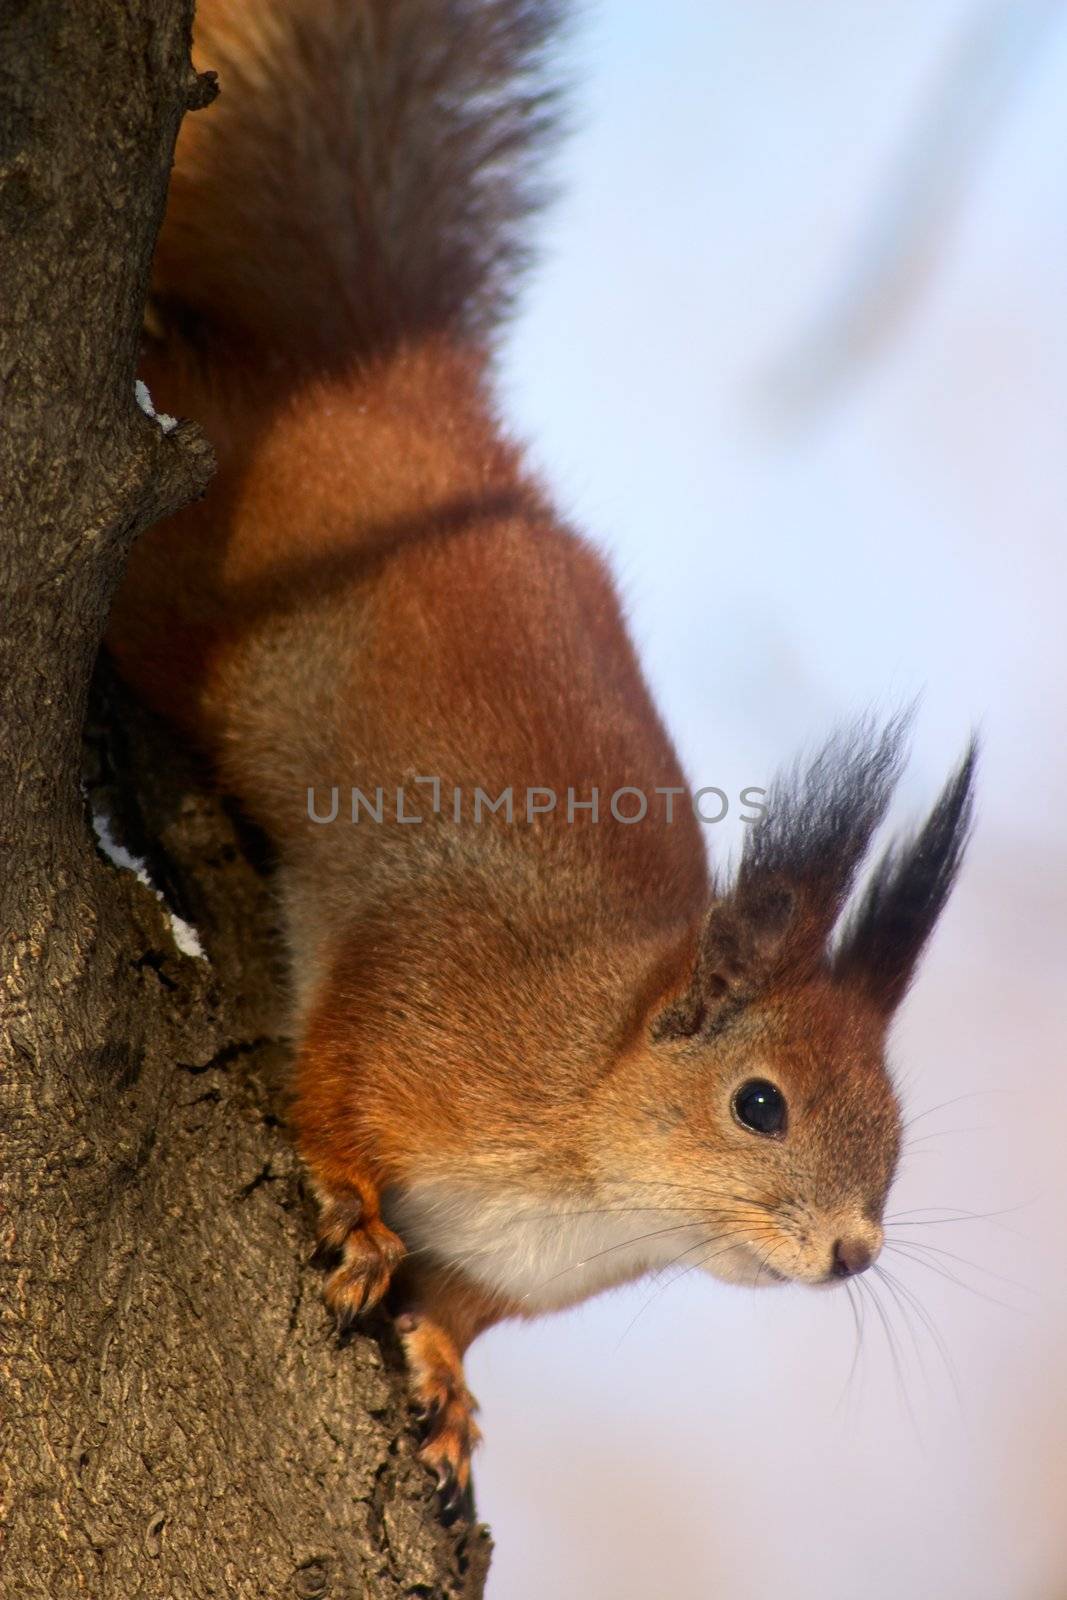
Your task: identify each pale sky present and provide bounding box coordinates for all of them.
[471,4,1067,1596]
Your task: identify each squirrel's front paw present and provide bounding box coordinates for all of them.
[313,1183,406,1327]
[397,1310,482,1521]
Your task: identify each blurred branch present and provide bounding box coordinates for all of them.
[766,0,1064,418]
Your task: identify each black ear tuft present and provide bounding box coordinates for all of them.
[651,714,976,1042]
[653,714,913,1040]
[736,711,913,938]
[832,738,977,1013]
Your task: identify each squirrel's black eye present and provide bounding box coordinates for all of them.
[733,1079,787,1137]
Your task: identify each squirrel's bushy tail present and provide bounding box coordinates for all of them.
[154,0,565,367]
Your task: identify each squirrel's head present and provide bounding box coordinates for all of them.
[598,717,976,1290]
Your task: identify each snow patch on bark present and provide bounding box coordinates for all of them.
[90,804,206,960]
[134,378,178,435]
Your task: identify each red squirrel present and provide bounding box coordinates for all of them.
[108,0,976,1510]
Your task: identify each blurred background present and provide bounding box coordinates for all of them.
[469,2,1067,1596]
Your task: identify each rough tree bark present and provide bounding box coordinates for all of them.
[0,4,491,1596]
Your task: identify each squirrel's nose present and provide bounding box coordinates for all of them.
[831,1237,874,1278]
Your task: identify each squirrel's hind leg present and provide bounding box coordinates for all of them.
[392,1266,514,1519]
[397,1309,482,1520]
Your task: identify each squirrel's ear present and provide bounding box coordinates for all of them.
[652,715,913,1042]
[652,883,796,1040]
[833,740,977,1015]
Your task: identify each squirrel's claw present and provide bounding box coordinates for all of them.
[435,1461,472,1525]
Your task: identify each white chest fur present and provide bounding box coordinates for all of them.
[385,1179,710,1313]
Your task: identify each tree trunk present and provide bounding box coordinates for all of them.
[0,5,490,1595]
